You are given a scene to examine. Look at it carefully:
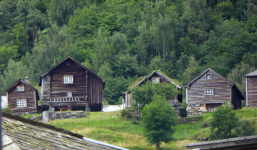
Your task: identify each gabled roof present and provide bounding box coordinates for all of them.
[245,70,257,77]
[2,112,127,150]
[6,79,40,100]
[130,70,182,89]
[38,56,105,86]
[184,68,234,88]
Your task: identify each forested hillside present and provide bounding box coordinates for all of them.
[1,0,257,104]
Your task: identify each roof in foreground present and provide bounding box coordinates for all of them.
[245,70,257,77]
[185,135,257,150]
[2,112,127,150]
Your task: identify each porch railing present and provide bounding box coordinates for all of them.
[49,97,81,102]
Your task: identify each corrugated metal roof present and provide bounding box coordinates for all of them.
[245,70,257,77]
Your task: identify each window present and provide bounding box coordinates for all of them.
[152,77,160,83]
[67,91,72,97]
[206,74,212,79]
[17,99,27,107]
[205,89,213,95]
[64,76,73,84]
[17,86,25,91]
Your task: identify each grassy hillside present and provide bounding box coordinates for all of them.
[46,107,257,150]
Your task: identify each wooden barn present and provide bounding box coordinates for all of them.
[6,77,40,114]
[38,56,105,111]
[184,68,244,117]
[123,70,183,108]
[245,70,257,106]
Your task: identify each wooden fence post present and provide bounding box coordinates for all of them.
[88,117,89,127]
[115,119,116,132]
[185,129,186,138]
[100,116,101,128]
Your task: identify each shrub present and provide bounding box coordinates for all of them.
[235,120,255,136]
[210,103,238,140]
[2,104,13,114]
[120,109,132,118]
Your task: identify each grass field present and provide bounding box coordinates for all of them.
[45,107,257,150]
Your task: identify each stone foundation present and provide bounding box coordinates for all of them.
[186,104,207,117]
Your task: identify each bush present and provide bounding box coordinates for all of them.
[2,104,13,114]
[131,117,137,124]
[210,103,238,140]
[120,109,132,118]
[235,120,255,136]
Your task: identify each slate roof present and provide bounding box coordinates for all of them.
[245,70,257,77]
[38,56,105,86]
[2,112,127,150]
[130,70,182,89]
[6,79,40,100]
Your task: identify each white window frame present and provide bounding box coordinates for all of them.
[64,75,73,84]
[152,77,160,83]
[17,99,27,107]
[205,89,214,95]
[206,74,212,80]
[67,91,72,97]
[17,86,25,91]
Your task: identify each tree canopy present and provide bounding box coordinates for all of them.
[0,0,257,104]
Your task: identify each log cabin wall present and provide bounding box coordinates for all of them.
[8,82,37,113]
[43,59,88,107]
[187,71,231,105]
[246,76,257,106]
[87,72,103,105]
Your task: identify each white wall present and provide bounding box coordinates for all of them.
[1,96,8,109]
[102,104,125,112]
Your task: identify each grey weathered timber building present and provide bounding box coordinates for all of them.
[38,56,105,111]
[245,70,257,106]
[123,70,183,108]
[185,68,244,117]
[6,78,40,114]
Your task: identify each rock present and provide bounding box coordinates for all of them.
[71,112,78,116]
[65,113,72,117]
[70,116,77,119]
[30,115,37,120]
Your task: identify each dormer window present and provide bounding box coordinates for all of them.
[152,77,160,83]
[206,74,212,80]
[64,76,73,84]
[17,86,25,91]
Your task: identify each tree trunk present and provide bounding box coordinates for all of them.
[157,145,160,150]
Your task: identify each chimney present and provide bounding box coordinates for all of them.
[25,76,30,84]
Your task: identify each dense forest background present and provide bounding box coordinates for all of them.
[1,0,257,104]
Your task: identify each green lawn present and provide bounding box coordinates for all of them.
[38,107,257,149]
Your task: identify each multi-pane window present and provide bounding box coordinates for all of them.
[64,76,73,84]
[17,86,25,91]
[17,99,27,107]
[152,77,160,83]
[205,89,213,95]
[67,91,72,97]
[206,74,212,79]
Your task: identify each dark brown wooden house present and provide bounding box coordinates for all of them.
[123,70,183,108]
[184,68,244,116]
[245,70,257,106]
[38,56,105,111]
[6,78,40,114]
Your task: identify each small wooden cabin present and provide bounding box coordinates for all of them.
[123,70,182,108]
[6,78,40,114]
[245,70,257,106]
[38,56,105,111]
[184,68,244,116]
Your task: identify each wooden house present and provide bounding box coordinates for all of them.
[245,70,257,106]
[38,56,105,111]
[184,68,244,116]
[6,78,40,114]
[123,70,183,108]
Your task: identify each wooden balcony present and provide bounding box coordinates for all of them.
[49,97,83,103]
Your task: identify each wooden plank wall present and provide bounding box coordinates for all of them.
[87,73,103,104]
[8,82,37,113]
[45,59,87,106]
[187,71,231,104]
[247,76,257,106]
